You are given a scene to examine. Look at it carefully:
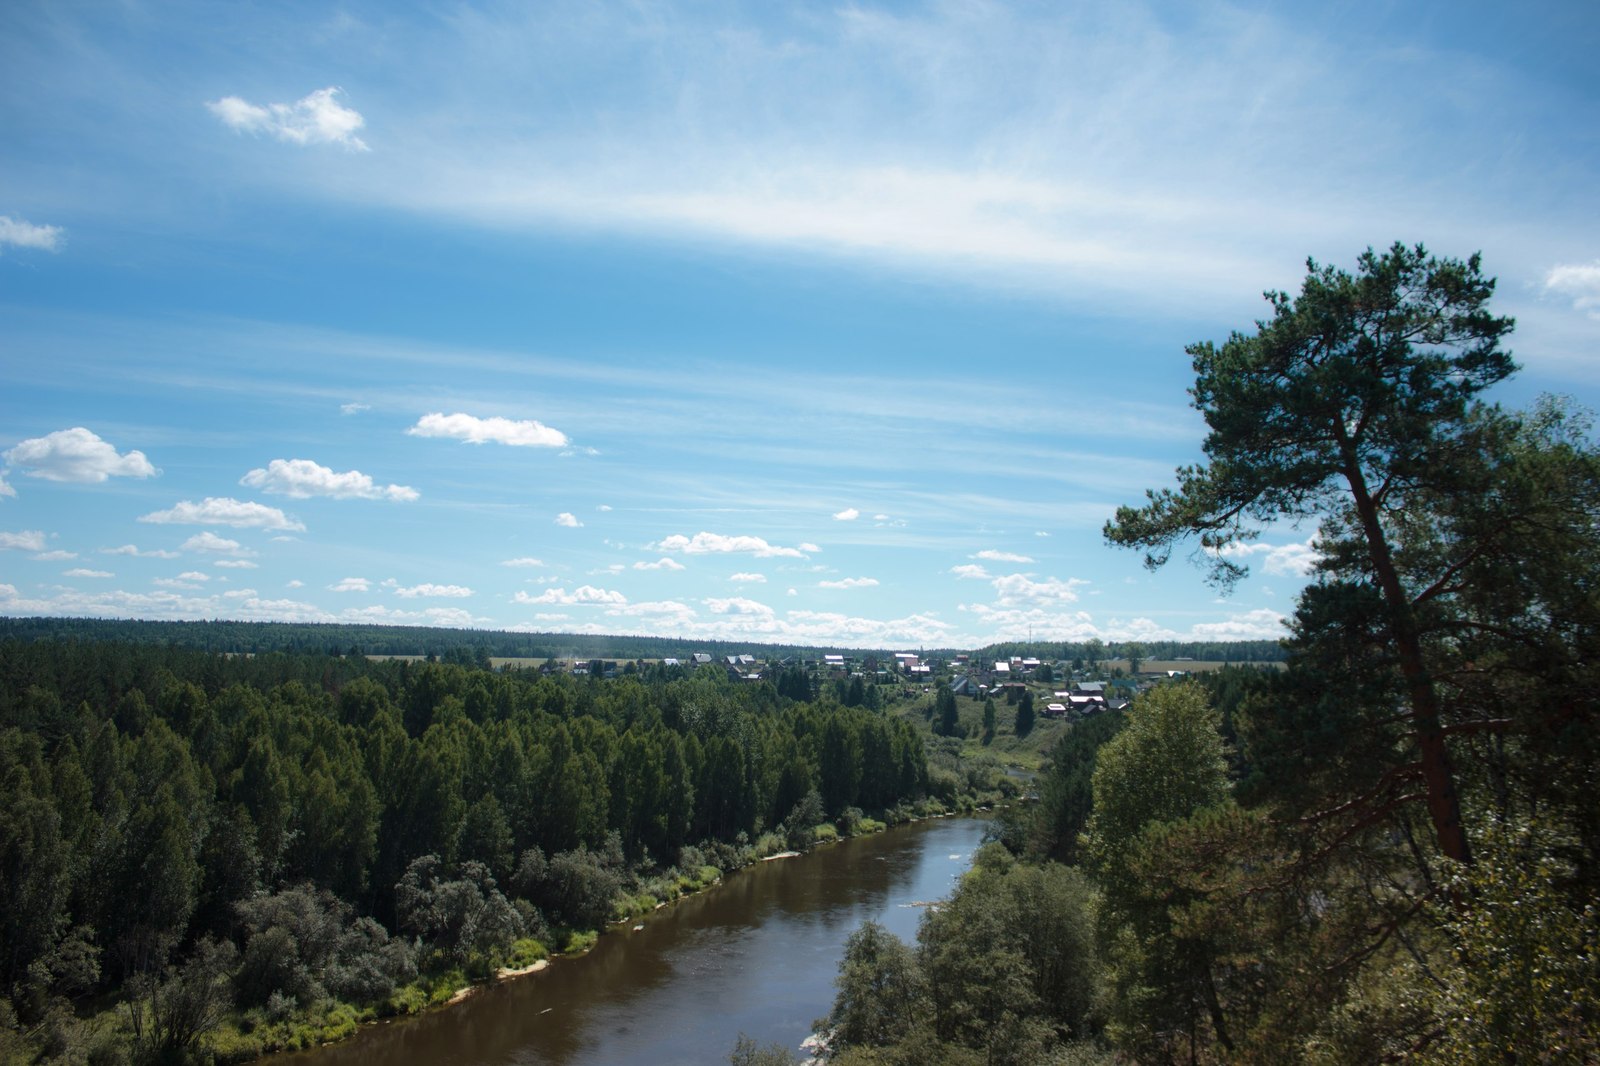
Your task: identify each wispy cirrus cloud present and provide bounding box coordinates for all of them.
[140,498,303,531]
[407,412,568,447]
[206,87,369,151]
[241,458,418,501]
[4,428,157,483]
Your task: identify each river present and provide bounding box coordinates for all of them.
[279,815,991,1066]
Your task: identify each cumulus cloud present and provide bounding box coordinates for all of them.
[820,576,879,589]
[33,550,76,561]
[181,531,254,556]
[177,571,209,582]
[240,458,418,501]
[502,557,544,568]
[515,585,627,606]
[206,87,369,150]
[140,498,303,531]
[730,572,766,583]
[393,583,473,598]
[950,563,991,580]
[0,215,63,252]
[340,402,370,415]
[4,428,157,484]
[704,596,776,618]
[634,557,686,570]
[407,412,568,447]
[654,531,809,558]
[64,568,112,578]
[101,544,176,559]
[330,577,371,593]
[1,530,47,551]
[1213,538,1321,577]
[975,549,1034,563]
[0,474,13,498]
[832,507,860,521]
[989,573,1087,607]
[555,512,582,527]
[1545,261,1600,319]
[214,559,258,569]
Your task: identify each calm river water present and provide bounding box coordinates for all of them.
[280,815,991,1066]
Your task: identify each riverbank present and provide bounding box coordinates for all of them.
[267,814,995,1066]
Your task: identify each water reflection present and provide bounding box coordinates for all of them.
[279,816,988,1066]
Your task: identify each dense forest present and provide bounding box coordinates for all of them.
[0,638,938,1063]
[797,245,1600,1065]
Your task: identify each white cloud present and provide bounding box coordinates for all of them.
[64,568,112,578]
[214,559,258,569]
[1213,538,1321,577]
[704,596,776,618]
[140,498,304,531]
[833,507,860,521]
[820,576,879,589]
[153,576,204,589]
[729,571,766,583]
[515,585,627,606]
[0,216,63,252]
[950,563,991,580]
[177,571,210,582]
[1188,608,1290,641]
[0,530,47,551]
[555,512,582,527]
[4,428,157,483]
[340,402,371,415]
[1545,261,1600,319]
[206,87,369,151]
[634,557,686,570]
[393,583,474,598]
[104,543,181,559]
[655,531,808,557]
[787,587,798,596]
[330,577,371,593]
[502,556,544,568]
[1035,530,1051,537]
[988,573,1087,607]
[241,458,418,501]
[407,412,568,447]
[975,549,1034,563]
[0,474,13,498]
[181,531,254,555]
[799,543,821,553]
[33,550,77,561]
[287,579,304,588]
[597,504,613,511]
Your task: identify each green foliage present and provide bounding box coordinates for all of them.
[825,921,927,1052]
[1417,823,1600,1065]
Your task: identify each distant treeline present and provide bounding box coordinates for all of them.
[972,637,1287,664]
[0,616,1284,664]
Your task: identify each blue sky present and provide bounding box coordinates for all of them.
[2,1,1597,650]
